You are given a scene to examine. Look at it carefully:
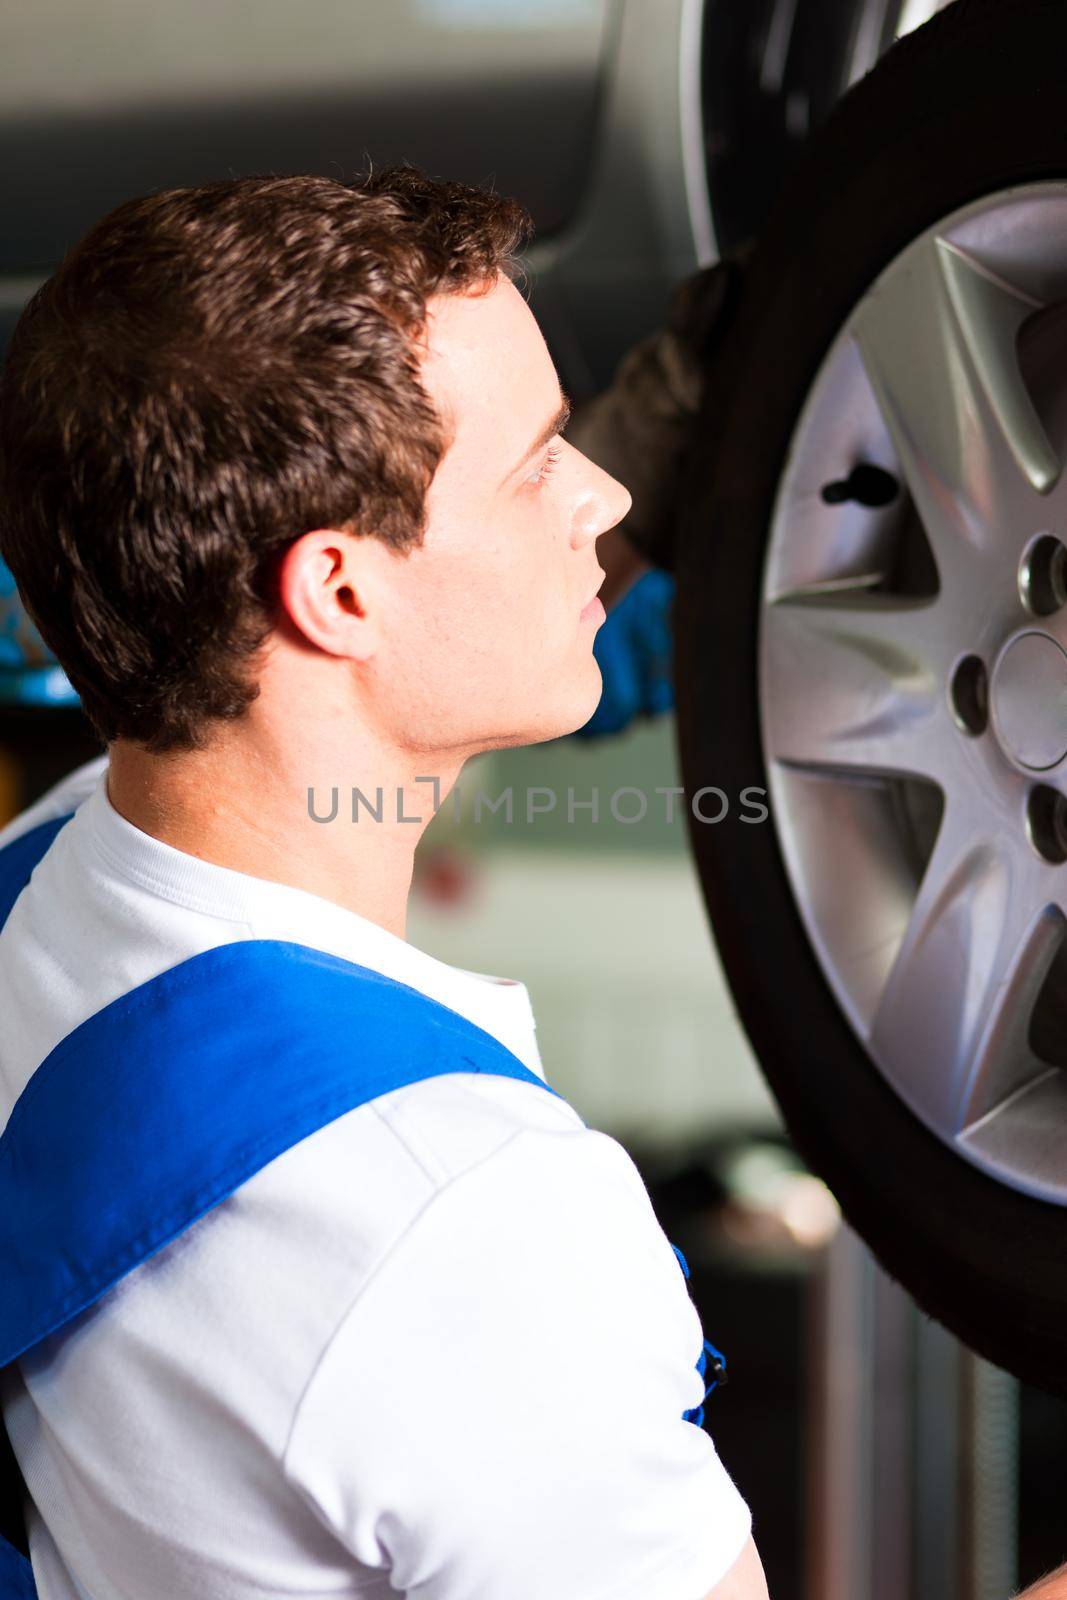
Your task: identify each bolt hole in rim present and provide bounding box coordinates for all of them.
[1019,530,1067,616]
[949,654,989,737]
[759,182,1067,1203]
[1026,784,1067,867]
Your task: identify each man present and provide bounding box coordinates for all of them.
[0,166,768,1599]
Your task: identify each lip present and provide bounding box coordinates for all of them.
[580,569,607,622]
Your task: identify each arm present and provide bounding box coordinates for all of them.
[704,1534,770,1600]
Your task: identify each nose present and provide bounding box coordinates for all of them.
[571,455,633,548]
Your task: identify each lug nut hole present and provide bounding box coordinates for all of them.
[949,654,988,736]
[1027,784,1067,865]
[1020,534,1067,617]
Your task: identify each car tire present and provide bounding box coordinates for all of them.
[674,0,1067,1393]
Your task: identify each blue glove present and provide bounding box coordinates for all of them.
[573,568,675,739]
[0,558,79,707]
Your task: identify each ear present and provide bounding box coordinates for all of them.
[275,528,380,663]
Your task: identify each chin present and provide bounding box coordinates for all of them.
[564,663,605,730]
[538,681,606,744]
[474,661,604,751]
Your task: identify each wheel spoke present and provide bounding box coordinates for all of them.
[866,801,1061,1140]
[960,1069,1067,1204]
[762,587,948,782]
[851,236,1058,585]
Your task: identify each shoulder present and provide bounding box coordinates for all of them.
[281,1109,701,1450]
[363,1056,584,1185]
[154,1067,593,1374]
[225,1068,591,1320]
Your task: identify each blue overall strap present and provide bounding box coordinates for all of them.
[0,1547,32,1600]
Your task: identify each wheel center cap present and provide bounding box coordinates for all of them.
[991,631,1067,771]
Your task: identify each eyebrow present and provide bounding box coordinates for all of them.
[501,389,573,486]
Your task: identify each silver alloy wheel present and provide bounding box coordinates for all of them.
[759,181,1067,1205]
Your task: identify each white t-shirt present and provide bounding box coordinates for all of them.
[0,754,751,1600]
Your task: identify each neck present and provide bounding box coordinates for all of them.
[105,722,465,943]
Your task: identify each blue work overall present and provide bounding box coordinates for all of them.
[0,811,725,1599]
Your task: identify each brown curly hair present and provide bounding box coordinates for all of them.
[0,165,532,753]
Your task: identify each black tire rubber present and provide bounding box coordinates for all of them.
[673,0,1067,1393]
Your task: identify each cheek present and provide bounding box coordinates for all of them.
[391,514,571,677]
[395,566,516,682]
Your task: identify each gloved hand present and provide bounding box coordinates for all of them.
[566,239,754,574]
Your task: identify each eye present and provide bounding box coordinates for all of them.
[526,441,563,488]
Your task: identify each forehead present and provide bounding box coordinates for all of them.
[419,275,556,461]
